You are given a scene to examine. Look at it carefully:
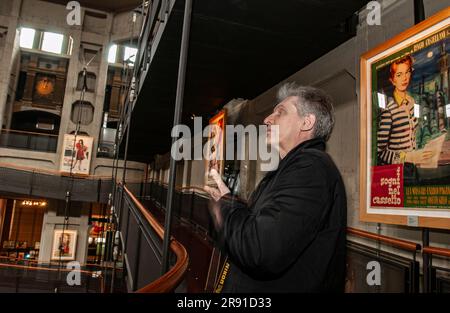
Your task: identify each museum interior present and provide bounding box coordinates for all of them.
[0,0,449,294]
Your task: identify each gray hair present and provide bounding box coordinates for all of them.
[277,82,335,141]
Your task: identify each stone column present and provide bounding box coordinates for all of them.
[0,0,20,129]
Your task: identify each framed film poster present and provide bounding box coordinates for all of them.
[360,8,450,229]
[51,229,77,261]
[204,110,226,188]
[60,134,93,176]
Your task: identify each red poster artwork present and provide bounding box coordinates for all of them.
[371,164,403,207]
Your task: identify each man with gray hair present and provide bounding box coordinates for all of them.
[205,82,347,292]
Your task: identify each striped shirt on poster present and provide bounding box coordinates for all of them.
[377,97,418,165]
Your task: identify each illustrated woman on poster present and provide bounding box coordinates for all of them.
[207,124,223,179]
[59,233,70,256]
[208,128,219,171]
[377,55,434,166]
[71,139,88,171]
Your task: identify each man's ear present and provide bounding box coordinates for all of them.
[300,114,316,132]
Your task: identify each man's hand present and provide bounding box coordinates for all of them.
[204,185,223,202]
[204,169,230,201]
[204,169,230,230]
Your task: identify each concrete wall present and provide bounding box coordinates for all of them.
[111,10,142,43]
[0,0,147,181]
[0,0,20,129]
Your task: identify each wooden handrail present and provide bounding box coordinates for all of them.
[122,184,189,293]
[347,227,421,252]
[136,240,189,293]
[123,184,165,239]
[423,246,450,258]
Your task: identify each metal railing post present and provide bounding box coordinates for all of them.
[161,0,193,275]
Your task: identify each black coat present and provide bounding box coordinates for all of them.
[218,137,347,293]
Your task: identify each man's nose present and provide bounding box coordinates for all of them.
[264,113,273,125]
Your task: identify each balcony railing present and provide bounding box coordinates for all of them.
[113,183,188,292]
[423,246,450,292]
[346,227,421,293]
[0,163,113,203]
[0,129,58,153]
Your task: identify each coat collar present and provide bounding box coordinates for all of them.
[264,137,326,179]
[249,137,327,205]
[282,137,326,161]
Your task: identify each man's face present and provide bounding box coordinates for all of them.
[264,96,303,148]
